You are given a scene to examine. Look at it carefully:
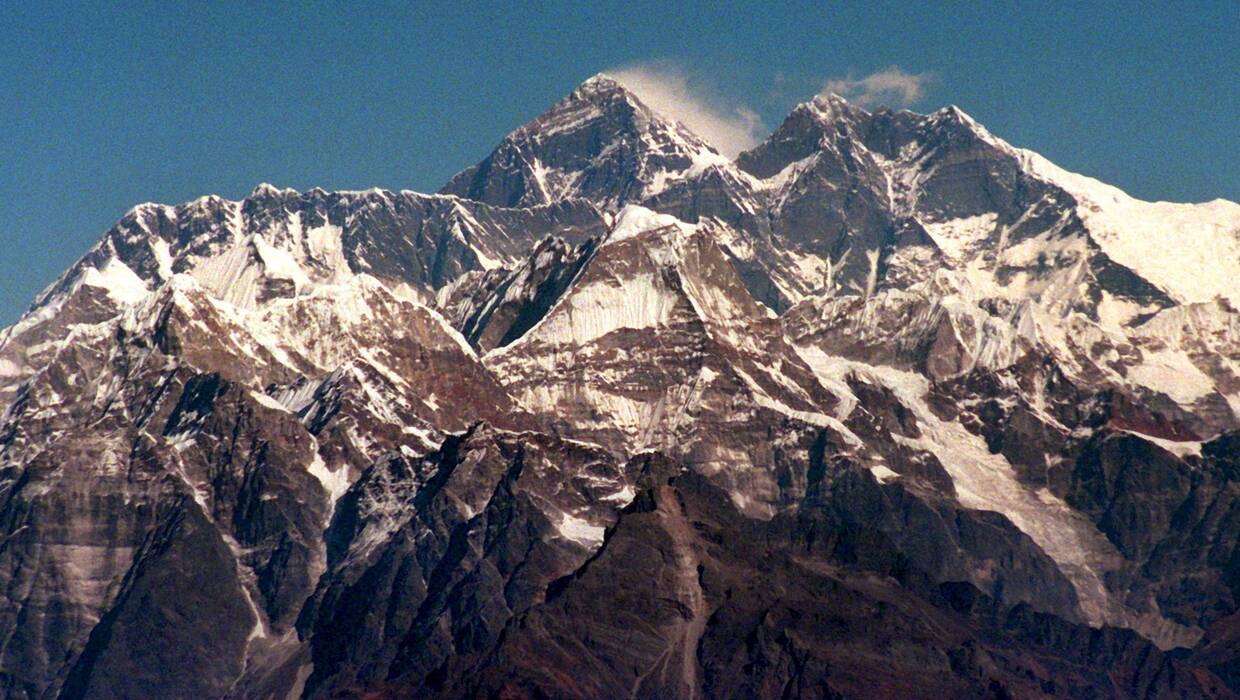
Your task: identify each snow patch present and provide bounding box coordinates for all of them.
[308,453,351,509]
[602,484,636,506]
[556,512,605,546]
[922,213,998,262]
[870,464,901,483]
[1127,347,1216,404]
[1119,430,1202,458]
[80,258,150,305]
[606,205,693,245]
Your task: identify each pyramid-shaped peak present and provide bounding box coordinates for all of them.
[575,72,629,96]
[569,72,678,116]
[921,103,1005,147]
[930,103,986,129]
[545,72,683,134]
[439,73,720,209]
[526,73,656,132]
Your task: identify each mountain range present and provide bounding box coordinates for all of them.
[1,73,1238,699]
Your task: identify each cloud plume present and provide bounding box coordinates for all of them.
[607,61,767,158]
[821,66,933,109]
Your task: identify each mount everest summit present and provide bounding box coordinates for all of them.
[1,73,1239,698]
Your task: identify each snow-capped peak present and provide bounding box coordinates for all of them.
[606,205,694,245]
[439,74,724,209]
[574,71,627,96]
[1009,143,1240,305]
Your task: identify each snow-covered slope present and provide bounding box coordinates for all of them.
[1017,149,1240,305]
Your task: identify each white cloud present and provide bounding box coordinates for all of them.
[607,61,767,158]
[821,66,933,109]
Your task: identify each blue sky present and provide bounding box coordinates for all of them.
[2,1,1237,325]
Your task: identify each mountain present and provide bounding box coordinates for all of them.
[1,74,1238,699]
[440,74,727,209]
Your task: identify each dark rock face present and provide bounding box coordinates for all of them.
[1,75,1238,698]
[58,504,255,700]
[922,352,1239,650]
[296,425,636,697]
[1066,431,1240,629]
[354,466,1217,699]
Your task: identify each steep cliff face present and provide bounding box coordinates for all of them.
[1,74,1238,698]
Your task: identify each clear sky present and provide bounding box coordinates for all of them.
[2,1,1237,325]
